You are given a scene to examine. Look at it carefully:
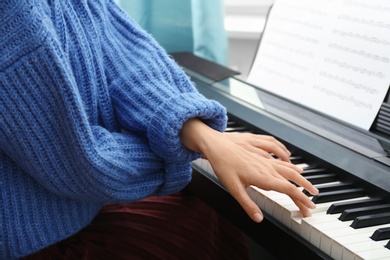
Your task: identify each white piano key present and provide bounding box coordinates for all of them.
[247,185,265,209]
[320,222,356,256]
[295,163,310,169]
[291,217,303,234]
[298,196,372,243]
[281,204,302,229]
[328,224,390,260]
[300,214,340,242]
[309,216,351,249]
[353,245,390,260]
[319,222,385,256]
[273,197,299,224]
[249,186,268,209]
[277,198,334,229]
[301,214,346,245]
[343,239,389,260]
[277,193,363,222]
[264,190,292,217]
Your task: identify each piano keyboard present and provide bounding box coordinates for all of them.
[192,119,390,260]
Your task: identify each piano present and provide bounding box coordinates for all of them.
[173,51,390,260]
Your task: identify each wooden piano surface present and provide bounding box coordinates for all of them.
[174,52,390,260]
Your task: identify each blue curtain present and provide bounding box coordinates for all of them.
[118,0,228,65]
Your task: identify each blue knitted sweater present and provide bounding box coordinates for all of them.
[0,1,227,258]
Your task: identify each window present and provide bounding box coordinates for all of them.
[224,0,274,77]
[224,0,274,16]
[224,0,274,39]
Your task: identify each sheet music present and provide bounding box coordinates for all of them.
[247,0,390,130]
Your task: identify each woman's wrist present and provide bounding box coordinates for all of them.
[179,118,222,156]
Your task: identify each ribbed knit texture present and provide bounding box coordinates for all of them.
[0,0,227,259]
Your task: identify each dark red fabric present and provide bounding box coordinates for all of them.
[23,192,251,260]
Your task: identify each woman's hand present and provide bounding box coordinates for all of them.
[180,118,319,223]
[223,132,292,162]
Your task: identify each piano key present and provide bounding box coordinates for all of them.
[298,209,389,258]
[264,190,291,216]
[301,167,329,176]
[312,188,366,204]
[322,224,390,259]
[354,251,390,260]
[278,196,369,230]
[302,215,346,248]
[226,120,237,126]
[300,214,347,248]
[263,182,369,229]
[250,187,302,221]
[351,212,390,229]
[343,239,390,260]
[327,197,384,214]
[249,185,269,209]
[280,202,302,228]
[371,227,390,241]
[386,240,390,249]
[224,126,248,132]
[339,204,390,221]
[289,156,306,164]
[304,173,338,185]
[192,151,389,259]
[294,163,310,169]
[302,181,354,195]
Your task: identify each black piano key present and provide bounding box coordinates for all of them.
[339,204,390,221]
[327,197,384,214]
[304,173,338,185]
[386,240,390,250]
[301,168,328,176]
[302,182,354,196]
[351,212,390,229]
[290,156,305,165]
[371,227,390,241]
[226,121,237,126]
[311,188,366,204]
[224,126,248,132]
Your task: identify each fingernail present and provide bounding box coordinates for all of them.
[253,212,263,222]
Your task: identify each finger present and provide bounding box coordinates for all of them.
[228,182,264,223]
[287,185,316,211]
[246,146,274,159]
[267,160,303,179]
[271,162,319,196]
[260,176,316,211]
[292,198,312,218]
[273,160,304,173]
[253,139,291,162]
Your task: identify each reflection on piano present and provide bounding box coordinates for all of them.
[173,52,390,260]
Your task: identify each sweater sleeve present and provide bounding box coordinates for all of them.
[0,2,190,200]
[102,3,228,162]
[0,47,185,201]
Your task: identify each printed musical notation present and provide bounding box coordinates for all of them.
[247,0,390,130]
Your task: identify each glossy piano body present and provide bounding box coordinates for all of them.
[173,52,390,260]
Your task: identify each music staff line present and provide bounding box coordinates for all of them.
[312,85,374,109]
[344,0,390,14]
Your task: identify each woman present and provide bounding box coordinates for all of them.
[0,0,318,259]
